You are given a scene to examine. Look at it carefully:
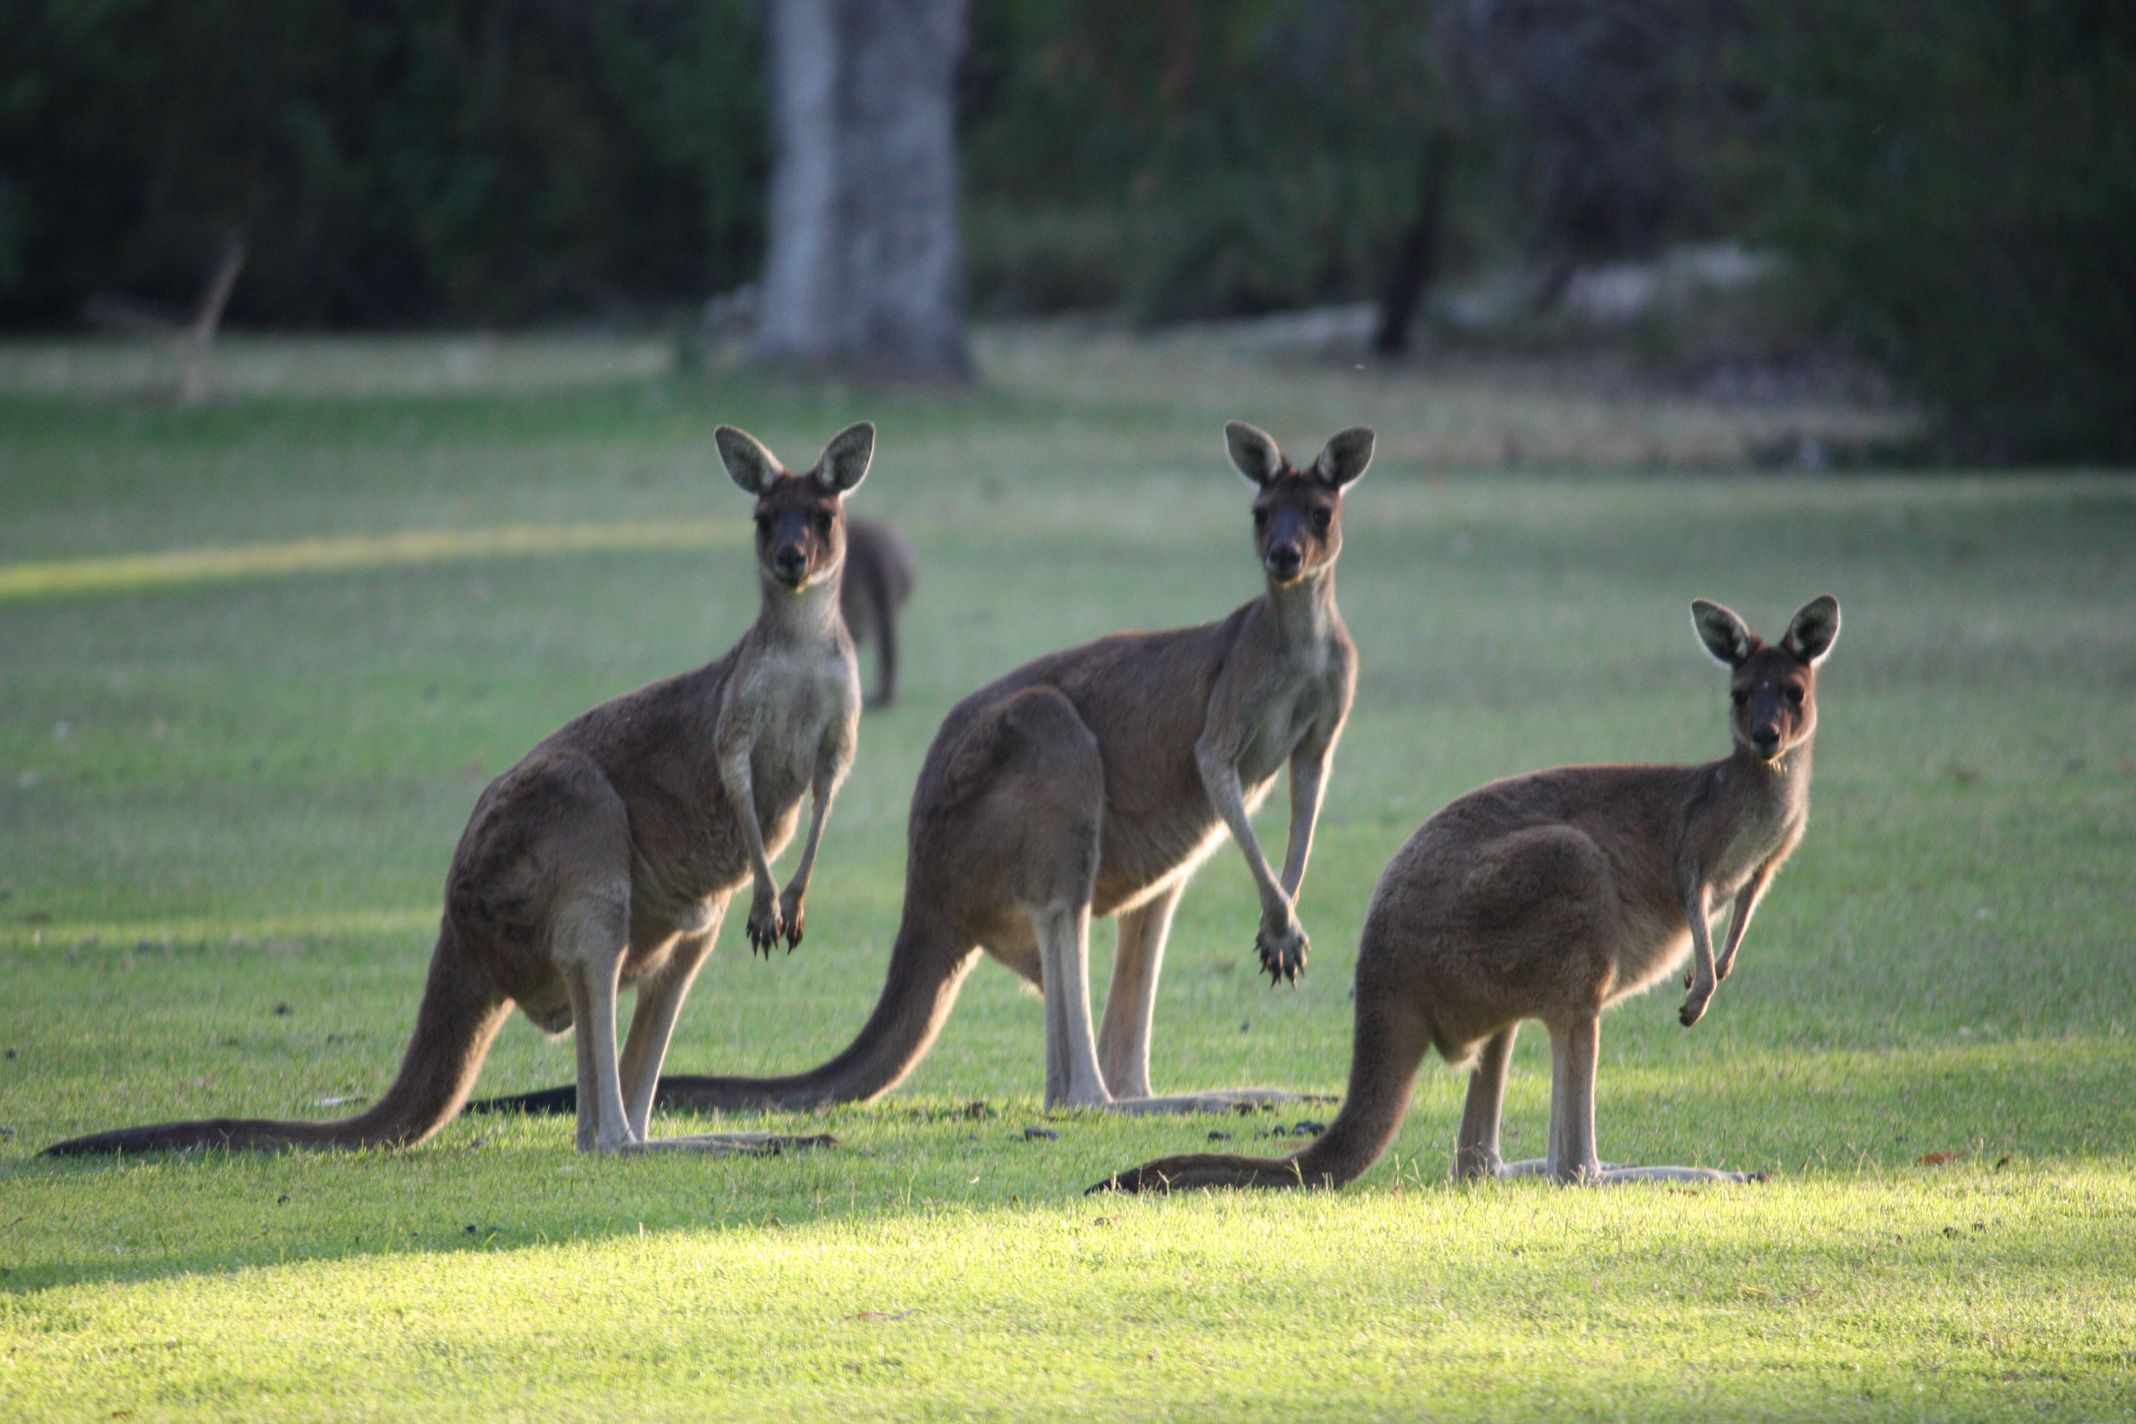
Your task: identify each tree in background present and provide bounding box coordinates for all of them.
[755,0,971,380]
[1730,0,2136,462]
[0,0,765,327]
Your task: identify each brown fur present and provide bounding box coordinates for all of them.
[45,423,875,1158]
[840,518,916,709]
[1094,595,1840,1191]
[469,422,1374,1119]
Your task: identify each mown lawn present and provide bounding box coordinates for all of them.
[1,329,2131,1421]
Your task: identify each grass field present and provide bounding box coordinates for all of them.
[1,328,2131,1421]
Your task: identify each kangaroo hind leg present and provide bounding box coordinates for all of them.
[616,911,724,1140]
[1100,877,1333,1116]
[1544,1015,1760,1184]
[967,685,1108,1110]
[554,893,635,1152]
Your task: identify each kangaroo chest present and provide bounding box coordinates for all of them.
[1231,664,1339,785]
[633,642,853,928]
[1695,764,1805,900]
[739,645,850,802]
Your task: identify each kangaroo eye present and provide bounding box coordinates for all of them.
[813,510,833,532]
[1253,508,1269,528]
[1786,686,1805,706]
[753,512,772,532]
[1312,508,1332,532]
[1730,688,1749,707]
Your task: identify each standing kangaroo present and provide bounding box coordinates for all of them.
[45,423,873,1158]
[468,422,1371,1119]
[1095,595,1839,1191]
[841,518,916,709]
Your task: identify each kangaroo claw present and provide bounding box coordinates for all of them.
[1257,940,1305,986]
[746,904,784,958]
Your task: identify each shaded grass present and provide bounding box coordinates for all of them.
[1,329,2132,1420]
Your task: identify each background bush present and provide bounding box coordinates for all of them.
[1727,0,2136,463]
[0,0,764,327]
[1,0,2129,462]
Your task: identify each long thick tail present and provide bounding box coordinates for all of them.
[1091,978,1430,1193]
[466,903,976,1117]
[45,924,511,1156]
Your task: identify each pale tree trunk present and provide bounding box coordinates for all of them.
[756,0,972,380]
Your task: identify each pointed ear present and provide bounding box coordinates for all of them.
[1225,421,1284,487]
[1312,427,1375,488]
[811,420,875,494]
[1691,599,1757,668]
[1781,594,1841,666]
[716,425,782,496]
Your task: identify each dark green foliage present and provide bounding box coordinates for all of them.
[1734,0,2136,462]
[0,0,764,327]
[962,0,1451,322]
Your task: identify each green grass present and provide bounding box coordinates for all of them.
[1,329,2132,1420]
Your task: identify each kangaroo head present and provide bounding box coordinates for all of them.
[1226,422,1374,586]
[717,421,874,593]
[1692,594,1841,761]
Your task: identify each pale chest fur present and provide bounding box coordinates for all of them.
[1693,760,1807,901]
[726,641,858,798]
[1228,634,1348,787]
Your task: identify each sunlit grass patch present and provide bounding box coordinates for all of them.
[0,521,742,602]
[0,333,2129,1420]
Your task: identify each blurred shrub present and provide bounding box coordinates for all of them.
[1731,0,2136,462]
[962,0,1450,323]
[0,0,763,327]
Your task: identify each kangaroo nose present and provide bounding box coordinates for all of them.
[1751,723,1781,754]
[774,547,807,580]
[1266,545,1303,578]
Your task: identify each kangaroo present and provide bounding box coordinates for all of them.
[45,423,874,1158]
[1094,595,1839,1191]
[466,422,1371,1120]
[840,518,916,709]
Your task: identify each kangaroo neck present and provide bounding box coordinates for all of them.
[1263,563,1339,647]
[1721,736,1813,824]
[756,563,846,645]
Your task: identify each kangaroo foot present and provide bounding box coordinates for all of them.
[1498,1157,1760,1184]
[617,1132,836,1156]
[1104,1088,1335,1116]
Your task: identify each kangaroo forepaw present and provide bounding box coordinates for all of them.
[777,889,807,951]
[1257,934,1307,985]
[745,898,784,957]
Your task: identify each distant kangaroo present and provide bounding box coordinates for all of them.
[1095,595,1839,1191]
[841,518,916,709]
[46,423,874,1158]
[468,422,1371,1119]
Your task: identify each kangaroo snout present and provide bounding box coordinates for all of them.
[1265,544,1304,580]
[773,544,811,586]
[1750,721,1782,755]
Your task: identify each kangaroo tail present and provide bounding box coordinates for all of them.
[1091,971,1430,1193]
[46,923,511,1157]
[466,903,976,1118]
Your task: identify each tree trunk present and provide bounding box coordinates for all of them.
[1372,133,1454,358]
[756,0,972,381]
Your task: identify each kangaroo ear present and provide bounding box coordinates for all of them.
[1691,599,1757,668]
[1312,427,1375,488]
[811,420,875,494]
[1225,421,1285,487]
[716,425,782,496]
[1781,594,1841,666]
